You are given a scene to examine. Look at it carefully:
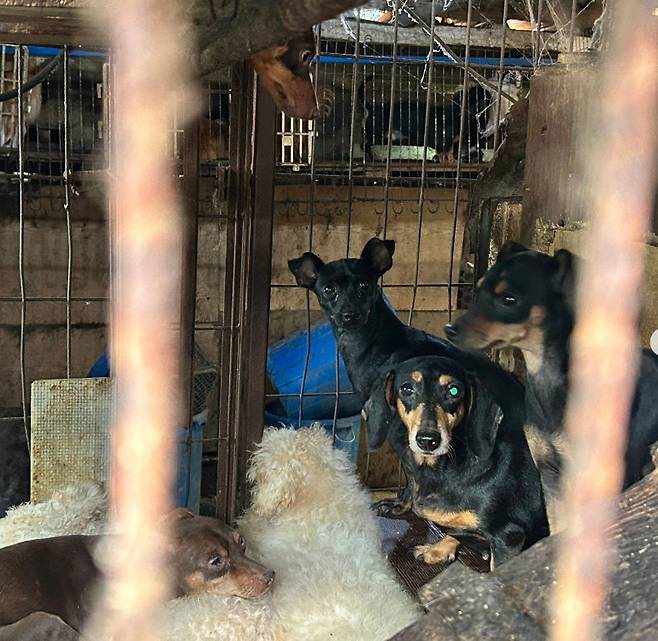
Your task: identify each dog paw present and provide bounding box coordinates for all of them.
[413,537,459,564]
[371,498,410,517]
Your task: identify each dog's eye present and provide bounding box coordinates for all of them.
[323,284,337,298]
[209,556,227,570]
[501,293,518,307]
[447,384,462,399]
[358,280,369,290]
[239,536,246,552]
[300,49,314,65]
[400,383,414,396]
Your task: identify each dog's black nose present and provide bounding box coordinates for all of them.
[416,432,441,453]
[342,311,360,323]
[444,323,459,341]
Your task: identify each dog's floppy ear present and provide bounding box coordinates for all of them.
[551,249,577,310]
[496,240,527,263]
[363,370,395,452]
[288,252,324,289]
[466,378,504,460]
[361,237,395,276]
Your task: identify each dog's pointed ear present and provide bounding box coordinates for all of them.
[288,252,324,289]
[496,240,527,264]
[361,237,395,276]
[466,379,504,460]
[551,249,576,309]
[363,370,395,452]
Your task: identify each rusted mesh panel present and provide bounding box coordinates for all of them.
[30,378,112,503]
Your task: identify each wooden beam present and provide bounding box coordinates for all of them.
[320,18,589,53]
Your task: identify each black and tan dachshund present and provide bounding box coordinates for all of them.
[365,355,549,568]
[446,242,658,530]
[288,237,528,516]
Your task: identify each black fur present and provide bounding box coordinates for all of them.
[289,237,528,515]
[365,356,548,566]
[448,243,658,495]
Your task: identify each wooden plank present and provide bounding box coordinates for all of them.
[521,53,598,243]
[321,18,589,53]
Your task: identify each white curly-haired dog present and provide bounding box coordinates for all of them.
[0,426,419,641]
[239,425,420,641]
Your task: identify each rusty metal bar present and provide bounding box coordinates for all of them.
[88,0,195,637]
[297,23,322,428]
[235,76,277,514]
[534,0,545,67]
[492,0,510,154]
[447,0,474,321]
[63,45,72,378]
[180,114,200,509]
[551,3,658,641]
[216,61,253,524]
[382,0,400,240]
[16,44,29,451]
[407,0,437,327]
[568,0,577,53]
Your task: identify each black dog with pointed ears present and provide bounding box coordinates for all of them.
[365,355,548,568]
[446,242,658,531]
[288,237,529,517]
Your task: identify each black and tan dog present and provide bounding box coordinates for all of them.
[0,508,274,639]
[365,355,548,568]
[446,242,658,530]
[288,237,527,516]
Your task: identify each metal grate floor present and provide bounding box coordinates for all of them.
[377,514,491,596]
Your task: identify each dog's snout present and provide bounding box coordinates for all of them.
[342,311,360,323]
[444,323,460,341]
[416,432,441,453]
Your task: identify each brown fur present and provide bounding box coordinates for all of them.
[413,535,460,565]
[396,399,425,434]
[250,44,318,120]
[416,507,480,530]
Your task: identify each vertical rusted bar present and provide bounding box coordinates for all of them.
[180,115,200,509]
[89,0,196,638]
[408,0,437,326]
[492,0,509,154]
[447,0,473,321]
[297,24,322,428]
[216,62,253,524]
[63,45,72,378]
[534,0,544,67]
[568,0,578,53]
[16,44,29,450]
[236,77,276,514]
[382,0,400,240]
[551,3,658,641]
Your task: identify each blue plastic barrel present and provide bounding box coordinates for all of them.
[267,322,361,420]
[264,406,362,465]
[266,294,397,421]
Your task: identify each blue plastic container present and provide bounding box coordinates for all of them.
[264,406,362,465]
[267,294,398,421]
[267,322,361,420]
[87,352,203,512]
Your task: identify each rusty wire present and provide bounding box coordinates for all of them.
[86,0,197,638]
[551,3,658,641]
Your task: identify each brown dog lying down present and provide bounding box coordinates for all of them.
[0,508,274,639]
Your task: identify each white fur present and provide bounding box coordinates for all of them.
[239,426,420,641]
[0,481,107,548]
[0,426,419,640]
